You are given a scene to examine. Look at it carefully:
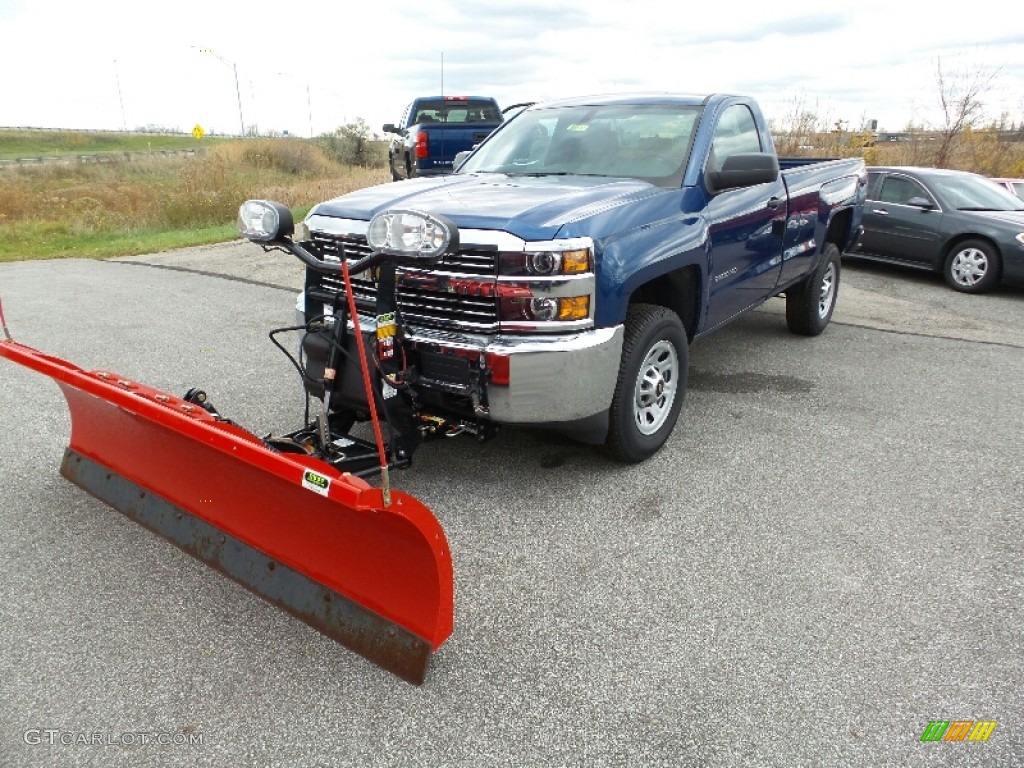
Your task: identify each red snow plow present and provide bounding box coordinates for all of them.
[0,204,461,684]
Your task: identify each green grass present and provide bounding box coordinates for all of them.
[0,221,240,261]
[0,129,231,160]
[0,204,321,262]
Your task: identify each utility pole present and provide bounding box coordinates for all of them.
[307,83,314,138]
[113,59,128,131]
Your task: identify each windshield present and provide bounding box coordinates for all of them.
[929,174,1024,212]
[411,99,501,124]
[459,103,703,187]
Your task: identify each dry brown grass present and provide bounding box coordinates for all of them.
[0,139,388,234]
[772,116,1024,176]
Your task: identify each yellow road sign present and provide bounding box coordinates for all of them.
[192,125,205,140]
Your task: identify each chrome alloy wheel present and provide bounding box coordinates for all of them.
[818,261,837,318]
[949,247,989,288]
[633,340,679,436]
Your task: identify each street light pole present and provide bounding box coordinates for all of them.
[194,47,246,137]
[276,72,315,138]
[232,61,245,136]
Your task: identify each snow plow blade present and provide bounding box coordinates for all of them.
[1,339,453,684]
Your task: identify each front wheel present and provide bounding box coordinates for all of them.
[604,304,688,463]
[786,243,840,336]
[944,239,1000,293]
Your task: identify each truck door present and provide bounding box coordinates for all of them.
[703,104,786,329]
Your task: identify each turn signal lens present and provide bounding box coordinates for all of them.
[557,296,589,320]
[560,249,591,274]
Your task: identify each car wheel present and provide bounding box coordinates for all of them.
[603,304,688,463]
[406,158,415,179]
[944,239,1000,293]
[786,243,840,336]
[390,156,401,182]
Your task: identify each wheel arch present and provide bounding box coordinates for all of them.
[940,232,1003,268]
[626,264,702,342]
[824,207,854,251]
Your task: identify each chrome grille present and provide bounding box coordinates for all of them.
[309,233,499,333]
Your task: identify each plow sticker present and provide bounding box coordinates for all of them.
[301,469,331,496]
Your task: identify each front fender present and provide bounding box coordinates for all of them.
[595,214,709,327]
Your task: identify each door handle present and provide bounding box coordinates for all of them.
[870,208,889,215]
[766,196,784,210]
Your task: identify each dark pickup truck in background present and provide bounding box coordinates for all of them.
[298,93,866,462]
[384,96,503,180]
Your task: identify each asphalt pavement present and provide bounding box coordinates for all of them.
[0,244,1021,767]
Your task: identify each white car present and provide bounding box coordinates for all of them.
[991,177,1024,201]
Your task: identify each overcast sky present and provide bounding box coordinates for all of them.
[1,0,1021,138]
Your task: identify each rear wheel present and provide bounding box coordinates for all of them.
[786,243,840,336]
[604,304,688,463]
[390,156,401,181]
[944,239,1000,293]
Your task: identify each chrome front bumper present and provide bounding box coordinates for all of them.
[295,296,624,424]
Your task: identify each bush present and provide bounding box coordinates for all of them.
[214,138,336,176]
[316,119,388,167]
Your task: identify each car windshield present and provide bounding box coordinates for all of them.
[411,99,501,124]
[459,103,703,187]
[928,174,1024,212]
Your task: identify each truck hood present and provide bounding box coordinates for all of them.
[311,173,664,241]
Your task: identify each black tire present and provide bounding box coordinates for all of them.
[786,243,840,336]
[390,157,401,182]
[603,304,688,463]
[943,239,1000,293]
[405,157,415,179]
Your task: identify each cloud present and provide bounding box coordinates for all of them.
[0,0,1020,137]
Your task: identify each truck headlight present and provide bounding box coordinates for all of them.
[498,239,594,276]
[499,295,590,322]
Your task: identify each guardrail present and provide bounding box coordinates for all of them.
[0,148,206,169]
[0,126,241,137]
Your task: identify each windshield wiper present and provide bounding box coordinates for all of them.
[504,171,572,177]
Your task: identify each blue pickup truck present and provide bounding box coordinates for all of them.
[293,93,866,462]
[384,96,503,180]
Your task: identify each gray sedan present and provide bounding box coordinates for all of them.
[846,166,1024,293]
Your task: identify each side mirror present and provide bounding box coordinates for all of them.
[383,123,398,135]
[706,152,780,194]
[907,196,935,209]
[453,150,472,171]
[366,210,460,265]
